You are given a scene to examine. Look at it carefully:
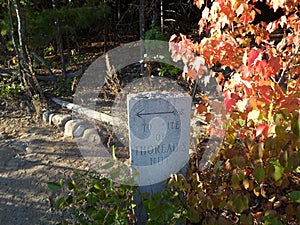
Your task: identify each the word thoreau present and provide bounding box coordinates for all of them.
[132,141,189,155]
[132,142,189,165]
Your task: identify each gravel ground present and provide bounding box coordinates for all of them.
[0,103,89,225]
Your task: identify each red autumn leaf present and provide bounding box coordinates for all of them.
[257,85,272,103]
[267,55,281,76]
[255,59,268,75]
[248,48,263,65]
[241,65,253,78]
[230,93,242,101]
[241,80,252,96]
[252,212,262,219]
[279,95,300,113]
[224,98,236,113]
[256,124,269,137]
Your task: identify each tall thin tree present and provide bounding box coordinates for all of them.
[11,0,45,111]
[52,0,66,79]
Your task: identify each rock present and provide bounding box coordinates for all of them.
[64,119,86,138]
[25,146,33,153]
[82,128,101,145]
[42,111,52,123]
[51,114,72,127]
[48,113,55,125]
[73,124,91,138]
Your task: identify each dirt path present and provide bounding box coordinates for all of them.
[0,105,89,225]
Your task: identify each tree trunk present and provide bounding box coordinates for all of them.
[160,0,164,33]
[57,21,67,79]
[52,0,66,79]
[139,0,145,76]
[0,34,9,58]
[7,0,22,76]
[139,0,145,40]
[103,0,107,53]
[13,0,45,111]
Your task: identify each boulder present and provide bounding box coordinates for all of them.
[42,111,52,124]
[73,124,92,138]
[48,113,55,125]
[64,119,86,138]
[82,128,101,145]
[51,114,72,127]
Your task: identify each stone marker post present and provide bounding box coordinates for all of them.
[127,92,191,224]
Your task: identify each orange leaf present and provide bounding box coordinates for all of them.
[195,104,207,114]
[194,0,205,9]
[205,113,212,122]
[201,95,209,104]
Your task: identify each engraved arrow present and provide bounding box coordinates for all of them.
[136,109,175,119]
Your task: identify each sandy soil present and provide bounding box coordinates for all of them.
[0,101,89,225]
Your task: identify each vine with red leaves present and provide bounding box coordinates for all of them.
[167,0,300,224]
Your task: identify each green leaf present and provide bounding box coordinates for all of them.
[264,217,283,225]
[253,166,265,183]
[231,173,241,185]
[288,191,300,203]
[77,193,86,201]
[47,182,61,192]
[188,207,201,223]
[111,145,117,161]
[101,161,114,170]
[56,197,66,209]
[109,168,121,180]
[65,195,73,204]
[91,209,107,221]
[94,183,102,190]
[264,210,277,218]
[270,160,284,181]
[236,118,244,127]
[68,181,75,190]
[235,195,249,213]
[240,213,253,225]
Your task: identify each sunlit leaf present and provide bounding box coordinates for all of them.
[247,109,260,123]
[243,179,250,190]
[94,183,102,190]
[270,160,284,181]
[256,123,269,137]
